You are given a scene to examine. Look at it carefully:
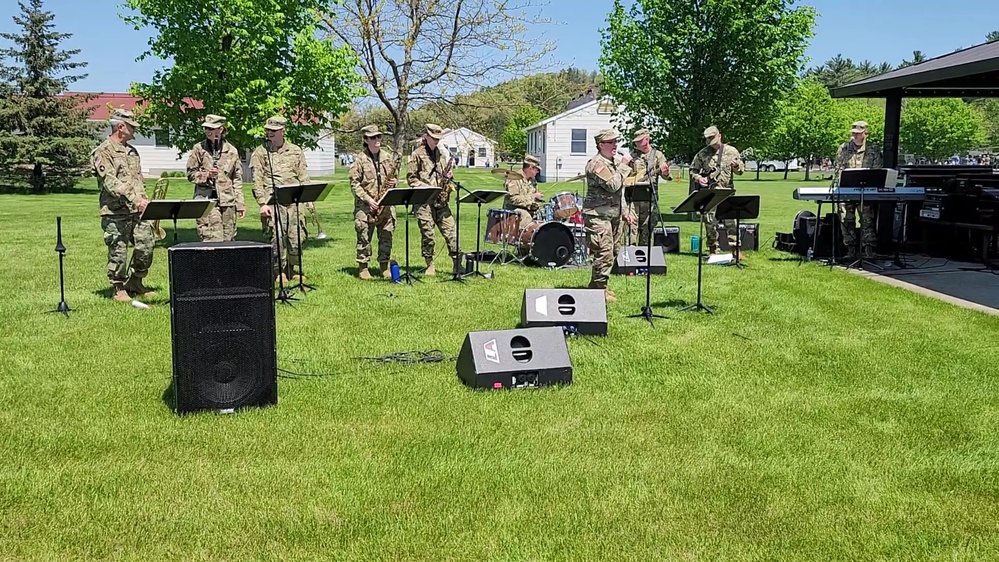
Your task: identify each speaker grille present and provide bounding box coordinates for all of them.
[169,241,272,298]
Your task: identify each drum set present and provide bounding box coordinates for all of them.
[484,190,589,268]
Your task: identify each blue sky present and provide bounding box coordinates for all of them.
[1,0,996,93]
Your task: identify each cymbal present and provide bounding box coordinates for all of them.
[566,173,585,182]
[490,168,510,175]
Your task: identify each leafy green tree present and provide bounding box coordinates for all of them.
[986,30,999,43]
[900,98,987,161]
[776,79,842,179]
[0,0,98,192]
[499,106,544,161]
[599,0,816,161]
[973,99,999,147]
[121,0,361,154]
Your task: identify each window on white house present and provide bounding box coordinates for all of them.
[478,147,486,158]
[570,129,586,154]
[153,129,171,147]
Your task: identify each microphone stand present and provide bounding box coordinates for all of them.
[629,157,668,325]
[266,141,297,304]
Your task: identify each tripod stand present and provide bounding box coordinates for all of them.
[51,216,70,316]
[674,188,733,314]
[844,189,883,271]
[263,147,296,304]
[273,182,332,294]
[378,187,441,285]
[714,195,760,269]
[626,170,668,325]
[457,187,506,280]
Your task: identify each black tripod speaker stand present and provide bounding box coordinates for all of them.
[378,187,442,285]
[456,187,506,280]
[714,194,760,269]
[673,188,733,314]
[625,176,668,325]
[50,216,70,316]
[272,182,333,294]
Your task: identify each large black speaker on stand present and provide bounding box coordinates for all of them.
[168,241,277,415]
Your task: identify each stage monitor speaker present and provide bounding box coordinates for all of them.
[612,245,667,275]
[653,226,680,253]
[520,288,608,336]
[168,241,277,415]
[811,213,847,258]
[457,327,572,389]
[717,223,759,252]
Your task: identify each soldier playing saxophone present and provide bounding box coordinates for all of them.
[351,124,398,279]
[407,123,459,277]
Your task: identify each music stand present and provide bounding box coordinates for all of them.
[625,180,669,325]
[714,195,760,269]
[378,187,442,284]
[673,188,733,314]
[457,189,506,279]
[272,182,333,293]
[139,199,215,242]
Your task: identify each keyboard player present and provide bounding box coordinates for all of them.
[833,121,882,259]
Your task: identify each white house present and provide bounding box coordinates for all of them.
[76,93,337,177]
[523,96,628,183]
[439,127,496,168]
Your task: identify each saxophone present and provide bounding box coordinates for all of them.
[434,164,456,207]
[151,177,169,240]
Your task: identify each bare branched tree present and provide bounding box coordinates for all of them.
[320,0,555,152]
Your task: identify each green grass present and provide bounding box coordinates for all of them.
[1,169,998,561]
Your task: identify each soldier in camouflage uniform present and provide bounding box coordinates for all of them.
[690,125,744,255]
[92,108,156,302]
[627,129,671,245]
[407,123,459,277]
[503,154,544,227]
[351,124,398,280]
[186,114,245,242]
[833,121,883,259]
[582,129,633,302]
[250,116,312,282]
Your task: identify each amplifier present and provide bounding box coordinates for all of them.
[653,226,680,253]
[717,223,759,252]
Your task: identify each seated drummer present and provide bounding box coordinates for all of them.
[503,154,544,227]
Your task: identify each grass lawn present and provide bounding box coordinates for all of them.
[1,168,998,560]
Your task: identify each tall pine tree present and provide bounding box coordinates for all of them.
[0,0,98,192]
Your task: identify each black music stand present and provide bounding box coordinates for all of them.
[457,188,506,280]
[714,195,760,269]
[139,199,215,243]
[378,187,442,284]
[626,180,669,325]
[673,188,733,314]
[272,182,333,294]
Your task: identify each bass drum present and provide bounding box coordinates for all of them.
[516,221,575,267]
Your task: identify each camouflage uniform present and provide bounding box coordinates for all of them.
[690,127,742,251]
[503,155,543,228]
[582,129,633,290]
[628,129,670,245]
[833,122,883,255]
[351,130,397,271]
[186,115,244,242]
[407,124,458,265]
[92,109,155,298]
[250,116,310,276]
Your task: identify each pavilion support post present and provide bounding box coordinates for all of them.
[883,92,902,168]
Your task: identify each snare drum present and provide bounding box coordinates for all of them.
[550,191,580,221]
[516,220,575,267]
[485,209,519,244]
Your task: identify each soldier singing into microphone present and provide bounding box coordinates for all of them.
[186,114,245,242]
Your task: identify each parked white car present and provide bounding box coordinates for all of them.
[745,159,800,172]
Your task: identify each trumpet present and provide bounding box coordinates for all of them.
[308,205,327,239]
[151,178,169,240]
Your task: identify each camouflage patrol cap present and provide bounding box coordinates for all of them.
[633,128,651,142]
[360,124,384,138]
[594,128,620,143]
[425,124,444,140]
[703,125,720,138]
[851,121,869,133]
[201,114,226,129]
[522,154,541,168]
[264,115,287,130]
[110,108,139,128]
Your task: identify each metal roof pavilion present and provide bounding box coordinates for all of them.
[830,40,999,167]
